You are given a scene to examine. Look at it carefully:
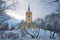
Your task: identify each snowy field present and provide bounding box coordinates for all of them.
[0,29,60,40]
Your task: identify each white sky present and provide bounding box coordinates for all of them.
[6,0,59,21]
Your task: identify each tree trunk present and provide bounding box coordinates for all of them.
[45,30,46,36]
[36,27,40,38]
[53,32,55,39]
[50,31,52,39]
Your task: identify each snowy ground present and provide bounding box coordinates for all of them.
[0,29,60,40]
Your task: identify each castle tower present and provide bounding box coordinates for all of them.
[26,5,32,28]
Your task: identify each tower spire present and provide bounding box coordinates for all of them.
[28,4,30,11]
[26,3,32,28]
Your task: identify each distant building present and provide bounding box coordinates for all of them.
[26,5,32,28]
[19,5,38,29]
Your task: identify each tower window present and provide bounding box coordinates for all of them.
[28,19,30,21]
[28,15,30,17]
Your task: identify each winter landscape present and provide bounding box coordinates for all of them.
[0,0,60,40]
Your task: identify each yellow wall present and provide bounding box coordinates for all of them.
[26,11,32,24]
[26,11,32,28]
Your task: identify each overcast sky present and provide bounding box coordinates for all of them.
[6,0,60,21]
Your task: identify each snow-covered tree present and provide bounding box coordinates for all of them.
[45,13,60,38]
[10,25,15,30]
[0,0,19,39]
[0,23,9,31]
[34,18,45,29]
[46,24,53,38]
[34,18,46,35]
[19,20,40,38]
[0,0,18,12]
[3,32,19,40]
[43,0,60,13]
[24,28,40,38]
[0,0,18,25]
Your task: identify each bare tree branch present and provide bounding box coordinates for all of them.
[24,28,35,38]
[52,0,59,2]
[0,2,14,12]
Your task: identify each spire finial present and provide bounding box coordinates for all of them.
[28,4,30,11]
